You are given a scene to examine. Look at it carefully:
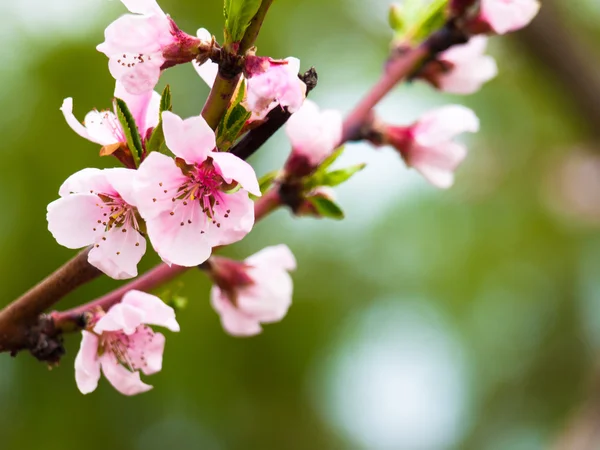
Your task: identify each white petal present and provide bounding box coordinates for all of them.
[74,331,101,395]
[245,244,296,271]
[100,353,153,396]
[94,302,145,335]
[47,194,105,249]
[87,227,147,280]
[122,290,180,331]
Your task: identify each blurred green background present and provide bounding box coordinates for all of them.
[1,0,600,449]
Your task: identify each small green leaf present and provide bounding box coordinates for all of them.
[258,170,279,193]
[216,80,251,151]
[224,0,262,45]
[316,146,345,174]
[308,196,345,220]
[319,163,366,187]
[147,85,173,154]
[114,97,143,167]
[393,0,448,45]
[389,4,405,33]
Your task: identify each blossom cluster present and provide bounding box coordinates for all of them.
[44,0,539,395]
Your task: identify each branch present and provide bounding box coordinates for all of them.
[0,248,100,354]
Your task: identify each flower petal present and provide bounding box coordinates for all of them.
[83,110,123,146]
[120,0,164,15]
[134,152,189,220]
[94,302,146,335]
[122,290,180,331]
[210,288,263,337]
[245,244,296,271]
[127,328,166,375]
[413,105,479,146]
[103,167,138,206]
[108,53,164,95]
[210,190,255,247]
[114,81,157,137]
[146,201,213,267]
[162,111,215,164]
[100,353,153,396]
[58,168,115,197]
[210,152,261,197]
[480,0,540,34]
[60,98,104,145]
[74,331,101,395]
[47,194,105,249]
[87,227,147,280]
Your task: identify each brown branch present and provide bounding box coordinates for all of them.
[0,248,100,354]
[518,1,600,140]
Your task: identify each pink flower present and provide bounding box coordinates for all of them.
[284,100,343,175]
[193,28,218,87]
[61,81,160,154]
[75,290,179,396]
[245,57,306,120]
[210,245,296,336]
[47,168,146,279]
[97,0,205,94]
[430,37,498,95]
[387,105,480,189]
[133,111,261,267]
[479,0,540,34]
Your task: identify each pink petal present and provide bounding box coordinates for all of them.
[245,244,297,271]
[103,168,138,206]
[410,142,468,189]
[145,201,213,267]
[480,0,540,34]
[438,55,498,95]
[413,105,479,147]
[441,36,488,64]
[74,331,101,395]
[162,111,215,165]
[134,152,189,220]
[193,29,218,87]
[94,303,145,335]
[143,90,162,137]
[127,328,166,375]
[83,110,124,146]
[286,100,343,166]
[210,190,255,247]
[114,81,157,136]
[99,14,171,56]
[58,168,115,197]
[122,290,180,331]
[47,194,105,249]
[100,353,153,396]
[210,152,261,197]
[108,54,164,95]
[210,288,263,337]
[120,0,165,15]
[87,227,147,280]
[60,98,104,145]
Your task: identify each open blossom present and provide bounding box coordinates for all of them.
[245,57,306,120]
[284,100,342,176]
[134,111,261,267]
[98,0,205,94]
[386,105,480,189]
[75,290,180,396]
[423,37,498,95]
[61,81,160,158]
[47,168,146,279]
[478,0,540,34]
[210,245,296,337]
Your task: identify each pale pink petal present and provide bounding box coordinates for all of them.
[480,0,540,34]
[120,0,164,15]
[127,328,166,375]
[413,105,479,146]
[441,36,488,64]
[162,111,215,164]
[134,152,189,220]
[210,152,261,197]
[245,244,297,271]
[94,302,145,335]
[114,81,156,136]
[100,353,153,396]
[193,29,218,87]
[74,331,101,395]
[210,289,263,337]
[109,54,164,95]
[99,14,171,55]
[210,190,255,247]
[58,168,115,197]
[122,290,180,331]
[143,90,162,136]
[87,227,147,280]
[145,201,213,266]
[103,168,138,206]
[237,271,293,323]
[286,100,343,165]
[60,98,105,145]
[410,142,468,189]
[438,55,498,95]
[83,110,124,146]
[47,194,105,249]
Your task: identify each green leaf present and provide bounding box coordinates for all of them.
[393,0,448,45]
[316,146,345,174]
[308,196,345,220]
[146,85,173,154]
[216,80,251,151]
[224,0,262,44]
[389,4,405,33]
[258,170,279,193]
[114,97,143,167]
[319,163,366,187]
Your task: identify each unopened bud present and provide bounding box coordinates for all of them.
[388,4,405,32]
